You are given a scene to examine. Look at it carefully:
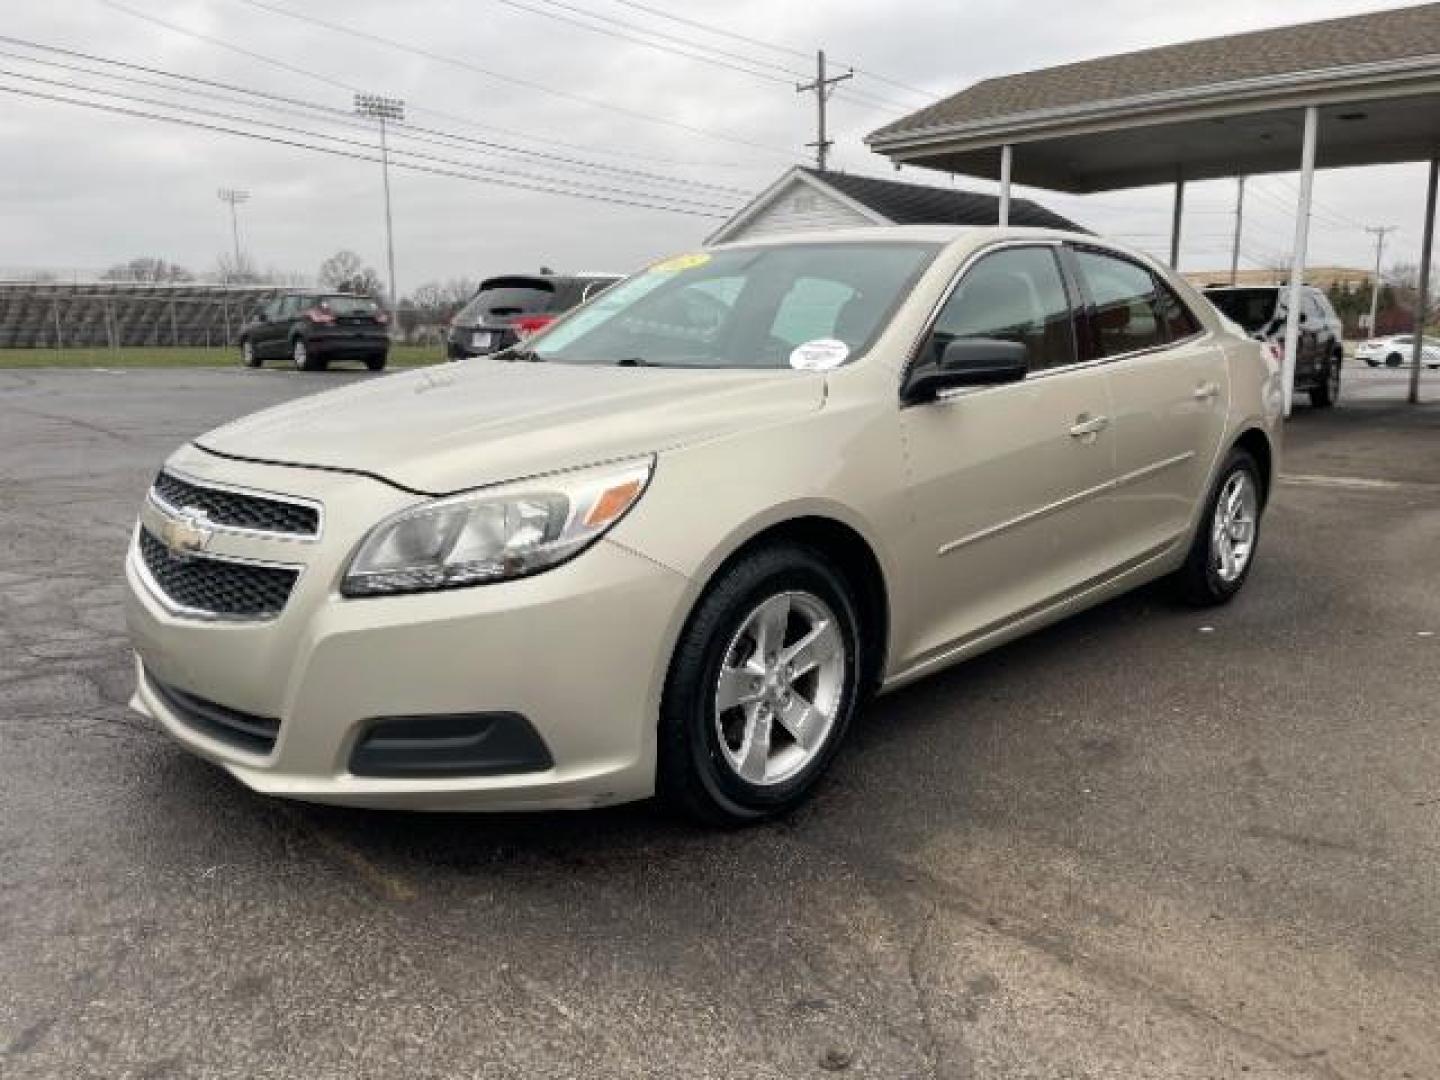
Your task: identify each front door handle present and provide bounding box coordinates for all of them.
[1069,414,1110,439]
[1193,382,1220,402]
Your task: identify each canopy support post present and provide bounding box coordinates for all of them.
[1409,155,1437,405]
[1282,106,1318,418]
[998,144,1012,227]
[1170,172,1185,268]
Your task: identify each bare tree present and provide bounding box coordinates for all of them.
[102,256,194,283]
[214,250,263,285]
[318,250,384,297]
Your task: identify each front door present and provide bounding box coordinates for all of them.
[895,243,1118,672]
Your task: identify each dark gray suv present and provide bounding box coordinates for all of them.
[1203,285,1343,407]
[240,293,390,372]
[446,274,620,361]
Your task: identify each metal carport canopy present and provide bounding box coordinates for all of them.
[866,3,1440,410]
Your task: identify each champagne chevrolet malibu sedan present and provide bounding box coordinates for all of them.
[125,226,1282,824]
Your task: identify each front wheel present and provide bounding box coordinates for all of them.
[1386,352,1404,368]
[1309,359,1340,407]
[1175,449,1262,607]
[658,544,862,826]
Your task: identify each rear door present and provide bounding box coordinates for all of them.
[895,242,1118,668]
[1072,246,1229,561]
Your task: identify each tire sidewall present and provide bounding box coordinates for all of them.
[292,337,309,370]
[663,547,861,821]
[1197,452,1262,601]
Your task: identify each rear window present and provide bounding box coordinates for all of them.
[1204,289,1280,332]
[320,295,379,315]
[457,278,556,323]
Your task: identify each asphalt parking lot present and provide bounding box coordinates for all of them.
[2,363,1438,1079]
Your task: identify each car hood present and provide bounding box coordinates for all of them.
[195,359,826,495]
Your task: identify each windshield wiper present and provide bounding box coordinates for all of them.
[615,356,652,367]
[503,347,544,363]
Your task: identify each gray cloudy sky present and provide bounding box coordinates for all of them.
[1,0,1434,293]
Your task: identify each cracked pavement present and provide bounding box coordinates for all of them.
[1,365,1437,1078]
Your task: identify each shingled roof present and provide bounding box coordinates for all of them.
[871,3,1440,144]
[798,167,1081,230]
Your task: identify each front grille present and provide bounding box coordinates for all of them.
[153,471,319,536]
[138,527,299,619]
[148,673,279,754]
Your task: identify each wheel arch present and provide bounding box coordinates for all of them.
[1231,427,1274,507]
[682,514,892,698]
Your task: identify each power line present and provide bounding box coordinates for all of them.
[0,66,739,214]
[209,0,794,156]
[0,82,739,218]
[604,0,938,102]
[0,38,753,196]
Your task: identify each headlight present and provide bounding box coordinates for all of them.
[342,458,653,597]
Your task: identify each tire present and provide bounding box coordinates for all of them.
[1386,352,1404,368]
[658,543,862,826]
[291,337,320,372]
[1175,448,1263,607]
[240,339,261,368]
[365,351,388,372]
[1309,358,1340,407]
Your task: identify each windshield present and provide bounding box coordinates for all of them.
[529,242,939,369]
[1204,289,1281,332]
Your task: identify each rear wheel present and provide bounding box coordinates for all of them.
[291,338,321,372]
[240,339,260,368]
[1176,448,1262,607]
[1309,357,1340,407]
[365,351,388,372]
[1386,351,1404,367]
[658,544,862,826]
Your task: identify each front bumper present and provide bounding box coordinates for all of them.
[124,446,692,811]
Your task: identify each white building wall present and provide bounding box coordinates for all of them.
[726,178,878,241]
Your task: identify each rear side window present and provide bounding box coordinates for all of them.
[1204,288,1280,332]
[1073,250,1164,357]
[925,246,1076,372]
[1154,279,1201,341]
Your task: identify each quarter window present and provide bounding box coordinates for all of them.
[1074,250,1165,357]
[1154,278,1201,341]
[924,247,1076,372]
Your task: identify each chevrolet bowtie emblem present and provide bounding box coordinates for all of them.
[158,507,214,556]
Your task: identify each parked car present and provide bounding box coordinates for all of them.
[1355,333,1440,368]
[1202,285,1343,407]
[240,293,389,371]
[446,273,621,360]
[126,227,1280,824]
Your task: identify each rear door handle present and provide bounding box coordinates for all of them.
[1069,414,1110,438]
[1193,382,1220,402]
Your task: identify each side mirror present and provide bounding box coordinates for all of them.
[903,337,1029,404]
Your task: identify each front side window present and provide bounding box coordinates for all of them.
[530,242,938,369]
[923,246,1076,372]
[1074,249,1165,357]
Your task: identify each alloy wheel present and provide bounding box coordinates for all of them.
[1211,471,1258,584]
[713,590,846,786]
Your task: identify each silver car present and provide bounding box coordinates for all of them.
[125,227,1282,824]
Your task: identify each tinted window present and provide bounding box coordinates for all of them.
[457,279,556,323]
[279,295,303,318]
[925,247,1075,372]
[1204,288,1280,332]
[532,242,938,369]
[1155,279,1201,341]
[1074,250,1164,356]
[321,295,380,315]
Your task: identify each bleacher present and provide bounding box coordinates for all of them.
[0,282,302,348]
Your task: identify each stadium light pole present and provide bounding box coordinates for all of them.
[217,188,249,278]
[354,93,403,320]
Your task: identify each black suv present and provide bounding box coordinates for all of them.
[240,292,390,371]
[1202,285,1343,407]
[446,273,620,360]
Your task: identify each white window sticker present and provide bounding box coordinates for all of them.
[788,338,850,371]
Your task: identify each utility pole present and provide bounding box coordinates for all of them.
[354,93,404,320]
[1364,225,1396,337]
[1229,177,1246,285]
[217,188,249,278]
[796,51,851,172]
